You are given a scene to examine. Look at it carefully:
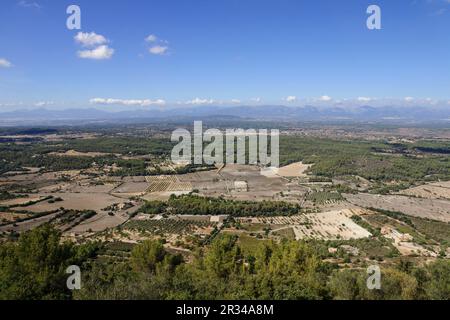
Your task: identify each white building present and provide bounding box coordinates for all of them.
[234,180,248,192]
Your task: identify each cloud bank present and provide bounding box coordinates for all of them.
[75,32,114,60]
[90,98,166,107]
[0,58,13,68]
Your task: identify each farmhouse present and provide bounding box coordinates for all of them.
[210,215,228,223]
[234,180,248,192]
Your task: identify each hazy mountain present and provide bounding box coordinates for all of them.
[0,105,448,125]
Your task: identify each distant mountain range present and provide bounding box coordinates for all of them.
[0,105,449,125]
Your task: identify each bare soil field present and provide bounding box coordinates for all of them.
[141,191,191,201]
[181,172,228,195]
[382,227,437,257]
[0,170,88,186]
[69,205,137,234]
[0,212,31,223]
[296,210,372,240]
[345,193,450,222]
[218,165,288,200]
[13,192,121,213]
[0,196,42,207]
[238,209,372,240]
[57,183,117,194]
[120,216,216,249]
[145,175,193,193]
[431,181,450,189]
[276,162,311,177]
[400,181,450,200]
[142,166,291,200]
[0,201,140,235]
[112,182,150,194]
[0,212,60,233]
[165,182,192,192]
[49,150,114,157]
[0,173,42,182]
[38,183,73,193]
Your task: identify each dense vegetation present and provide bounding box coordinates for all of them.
[139,194,301,217]
[0,137,215,176]
[366,208,450,247]
[306,191,344,204]
[0,190,19,201]
[1,134,449,182]
[1,225,448,300]
[0,225,98,299]
[125,219,213,236]
[1,127,449,301]
[279,137,450,182]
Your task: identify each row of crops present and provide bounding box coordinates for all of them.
[125,219,214,236]
[306,191,344,204]
[146,180,193,193]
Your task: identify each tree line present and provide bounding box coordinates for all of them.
[0,225,449,300]
[140,194,301,217]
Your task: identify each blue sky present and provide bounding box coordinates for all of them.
[0,0,449,110]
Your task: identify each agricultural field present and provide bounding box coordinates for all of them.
[49,150,115,158]
[0,211,32,224]
[400,181,450,200]
[3,0,450,302]
[146,175,193,193]
[120,215,217,250]
[112,182,150,195]
[238,209,372,241]
[276,161,311,177]
[125,218,214,236]
[0,124,449,301]
[345,193,450,222]
[306,191,344,205]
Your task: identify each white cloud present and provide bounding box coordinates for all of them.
[34,101,54,107]
[285,96,297,102]
[186,98,215,105]
[357,97,372,102]
[404,97,414,102]
[78,45,114,60]
[74,32,114,60]
[0,102,24,108]
[251,97,261,103]
[425,97,438,105]
[319,95,332,102]
[18,1,41,9]
[75,32,108,47]
[0,58,12,68]
[149,45,168,55]
[145,34,158,42]
[231,99,241,104]
[90,98,166,107]
[145,34,170,55]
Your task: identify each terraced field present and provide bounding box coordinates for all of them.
[125,218,213,236]
[238,209,372,241]
[400,181,450,200]
[345,193,450,222]
[292,211,372,241]
[146,175,192,192]
[306,191,344,204]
